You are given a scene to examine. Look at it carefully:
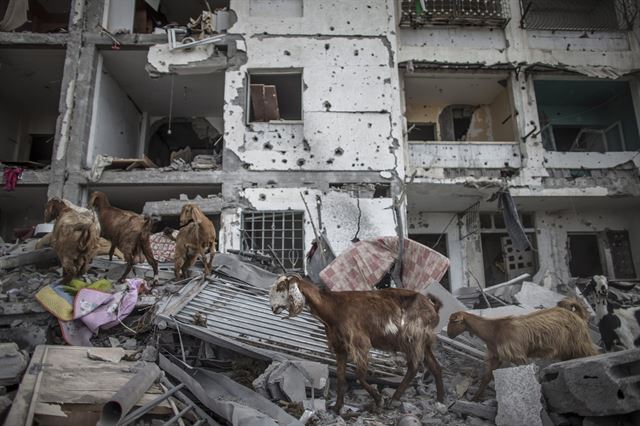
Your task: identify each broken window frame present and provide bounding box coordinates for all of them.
[241,210,305,271]
[246,69,304,124]
[533,75,640,154]
[407,122,437,142]
[568,230,637,279]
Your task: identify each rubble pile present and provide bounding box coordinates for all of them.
[0,229,639,425]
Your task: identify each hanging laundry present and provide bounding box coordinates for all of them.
[3,167,23,191]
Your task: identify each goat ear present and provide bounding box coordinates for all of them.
[449,312,464,323]
[287,281,305,317]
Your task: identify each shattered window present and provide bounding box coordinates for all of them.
[535,80,640,152]
[248,72,303,122]
[407,123,437,141]
[241,211,305,270]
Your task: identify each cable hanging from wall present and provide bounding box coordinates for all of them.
[167,74,175,135]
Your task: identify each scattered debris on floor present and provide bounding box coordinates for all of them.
[1,204,639,425]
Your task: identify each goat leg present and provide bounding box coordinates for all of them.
[387,362,419,408]
[140,237,159,285]
[118,256,134,283]
[332,352,347,413]
[424,347,444,402]
[356,363,382,408]
[108,243,116,261]
[472,355,500,401]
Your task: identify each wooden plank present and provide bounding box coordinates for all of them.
[263,85,280,121]
[0,248,58,270]
[250,84,267,122]
[5,345,47,425]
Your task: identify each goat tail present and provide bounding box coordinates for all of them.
[77,225,92,252]
[426,293,443,313]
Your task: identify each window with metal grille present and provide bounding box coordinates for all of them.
[400,0,510,28]
[241,211,305,270]
[520,0,627,31]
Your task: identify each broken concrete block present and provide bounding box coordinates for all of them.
[514,282,565,310]
[0,342,28,386]
[494,364,544,426]
[450,400,497,421]
[253,360,328,408]
[396,414,420,426]
[401,402,420,415]
[541,349,640,416]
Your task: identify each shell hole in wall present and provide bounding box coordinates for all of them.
[248,72,303,122]
[147,118,223,168]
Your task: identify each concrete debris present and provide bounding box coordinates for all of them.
[253,360,328,410]
[0,342,29,386]
[450,400,497,421]
[494,364,545,426]
[514,282,565,310]
[87,347,125,363]
[541,349,640,416]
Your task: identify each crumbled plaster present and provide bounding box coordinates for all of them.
[147,44,226,76]
[408,142,522,170]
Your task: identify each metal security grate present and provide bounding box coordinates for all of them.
[520,0,630,31]
[400,0,510,27]
[242,211,305,270]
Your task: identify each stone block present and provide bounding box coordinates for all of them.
[541,349,640,416]
[494,364,544,426]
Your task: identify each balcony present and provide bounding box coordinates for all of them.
[520,0,633,31]
[400,0,510,28]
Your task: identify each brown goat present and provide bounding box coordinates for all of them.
[269,274,444,412]
[174,203,217,279]
[447,303,599,401]
[88,191,158,284]
[44,198,100,283]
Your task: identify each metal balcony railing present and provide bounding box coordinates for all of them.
[520,0,634,31]
[400,0,511,28]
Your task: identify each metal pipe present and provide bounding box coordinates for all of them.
[99,363,161,426]
[119,383,185,426]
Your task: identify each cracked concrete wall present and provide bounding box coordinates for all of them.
[223,0,403,172]
[408,142,522,171]
[535,208,640,283]
[220,188,396,263]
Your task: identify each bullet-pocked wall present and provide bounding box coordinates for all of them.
[224,0,404,171]
[220,187,397,270]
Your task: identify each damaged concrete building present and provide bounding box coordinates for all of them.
[1,0,640,293]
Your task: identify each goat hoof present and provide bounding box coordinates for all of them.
[330,403,343,414]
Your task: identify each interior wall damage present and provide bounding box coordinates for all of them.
[0,48,65,166]
[404,73,517,142]
[86,49,225,170]
[0,0,71,33]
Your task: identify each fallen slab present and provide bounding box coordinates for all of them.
[0,248,57,270]
[5,346,171,425]
[494,364,544,426]
[541,349,640,416]
[514,282,565,310]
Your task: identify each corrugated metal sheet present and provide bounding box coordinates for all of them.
[157,277,406,378]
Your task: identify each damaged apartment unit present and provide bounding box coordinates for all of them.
[1,0,639,292]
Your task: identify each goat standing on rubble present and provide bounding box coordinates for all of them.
[89,191,159,285]
[269,274,444,412]
[447,299,599,401]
